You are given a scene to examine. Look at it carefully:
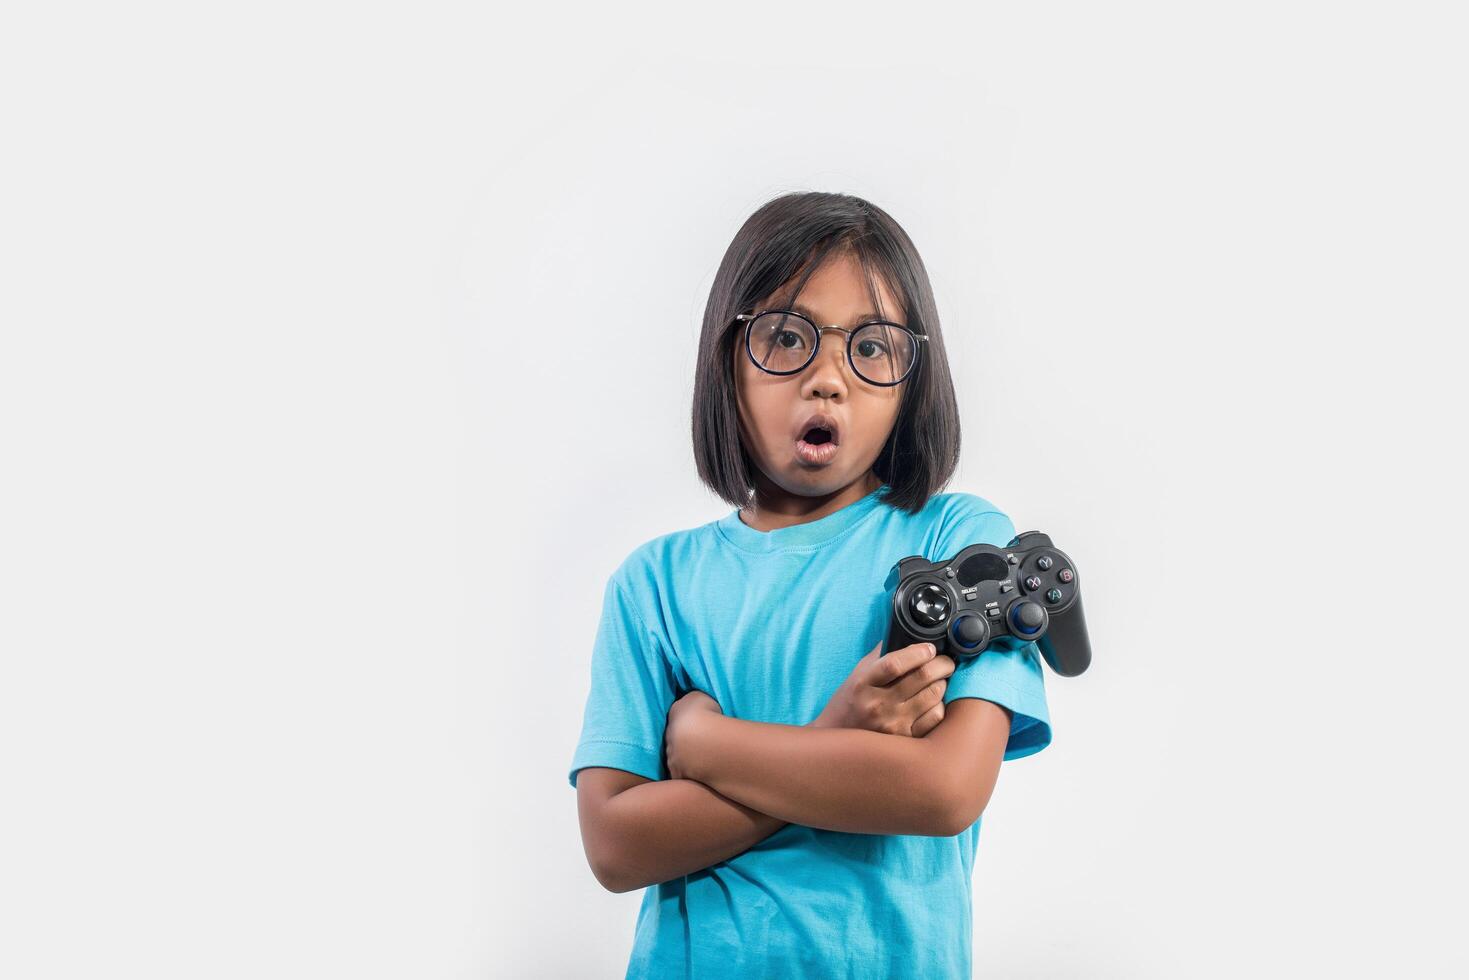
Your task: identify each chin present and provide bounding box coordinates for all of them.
[779,469,856,495]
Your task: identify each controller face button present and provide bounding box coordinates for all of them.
[944,568,956,578]
[986,607,1001,618]
[1037,555,1053,571]
[1006,554,1019,565]
[1023,575,1042,591]
[1000,582,1013,593]
[911,583,950,626]
[1046,588,1063,604]
[1058,568,1074,583]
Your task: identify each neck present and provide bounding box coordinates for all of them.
[738,471,882,533]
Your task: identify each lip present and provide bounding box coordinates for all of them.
[793,412,842,447]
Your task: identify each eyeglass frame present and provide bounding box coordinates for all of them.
[732,309,928,387]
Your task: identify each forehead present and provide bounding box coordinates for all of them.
[765,251,905,323]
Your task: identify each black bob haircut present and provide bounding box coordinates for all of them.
[691,191,962,516]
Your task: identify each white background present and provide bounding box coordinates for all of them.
[3,2,1466,977]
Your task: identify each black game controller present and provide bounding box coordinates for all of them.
[884,531,1091,677]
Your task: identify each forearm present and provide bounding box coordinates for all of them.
[595,776,789,893]
[683,715,952,836]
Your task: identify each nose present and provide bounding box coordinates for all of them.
[801,327,853,399]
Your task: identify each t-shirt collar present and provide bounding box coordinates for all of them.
[715,484,890,554]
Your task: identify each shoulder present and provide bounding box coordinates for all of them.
[924,490,1007,523]
[925,490,1012,534]
[605,518,721,602]
[921,491,1018,557]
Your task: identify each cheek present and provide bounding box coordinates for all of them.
[741,392,783,448]
[732,364,770,444]
[853,398,903,445]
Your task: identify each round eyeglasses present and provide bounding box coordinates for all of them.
[733,310,927,387]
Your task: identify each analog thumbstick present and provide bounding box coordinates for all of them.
[1009,600,1047,636]
[950,614,989,652]
[910,583,950,626]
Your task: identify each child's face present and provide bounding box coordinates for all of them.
[733,251,906,501]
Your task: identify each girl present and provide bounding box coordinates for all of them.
[570,191,1053,978]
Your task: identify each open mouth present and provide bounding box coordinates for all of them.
[794,413,842,447]
[801,426,834,445]
[794,415,841,464]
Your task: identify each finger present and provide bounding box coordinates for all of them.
[870,642,936,685]
[910,700,946,738]
[890,653,956,701]
[904,678,948,715]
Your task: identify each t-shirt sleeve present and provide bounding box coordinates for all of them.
[567,569,680,788]
[930,499,1053,761]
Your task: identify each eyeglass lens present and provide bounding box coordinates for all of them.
[746,312,916,385]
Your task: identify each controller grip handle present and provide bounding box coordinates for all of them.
[1036,592,1091,677]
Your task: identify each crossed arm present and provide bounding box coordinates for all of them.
[575,697,1012,893]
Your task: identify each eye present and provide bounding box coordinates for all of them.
[854,337,890,358]
[776,330,806,349]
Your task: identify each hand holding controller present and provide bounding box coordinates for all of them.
[883,531,1092,677]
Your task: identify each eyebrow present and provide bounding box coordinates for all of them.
[784,302,900,326]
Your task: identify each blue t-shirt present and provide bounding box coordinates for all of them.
[569,485,1053,979]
